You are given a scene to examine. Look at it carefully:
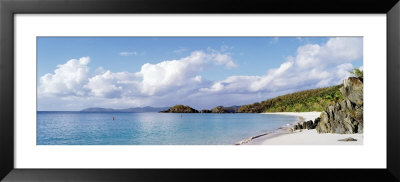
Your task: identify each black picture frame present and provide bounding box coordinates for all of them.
[1,0,399,181]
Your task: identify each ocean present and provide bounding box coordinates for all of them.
[37,112,298,145]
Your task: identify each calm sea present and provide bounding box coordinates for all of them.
[37,112,298,145]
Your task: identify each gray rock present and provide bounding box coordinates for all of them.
[294,119,320,131]
[338,137,358,142]
[304,120,314,129]
[313,117,321,128]
[298,122,303,129]
[316,77,363,134]
[340,77,363,106]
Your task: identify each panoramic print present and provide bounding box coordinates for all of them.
[37,37,363,145]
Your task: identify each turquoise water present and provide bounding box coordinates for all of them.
[37,112,298,145]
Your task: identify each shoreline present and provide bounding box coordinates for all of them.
[236,112,320,145]
[238,112,363,145]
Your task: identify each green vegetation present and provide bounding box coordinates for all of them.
[211,106,228,113]
[350,68,363,80]
[200,109,212,113]
[237,85,343,113]
[160,105,199,113]
[161,85,346,114]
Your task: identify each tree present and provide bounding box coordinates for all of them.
[350,68,363,79]
[211,106,227,113]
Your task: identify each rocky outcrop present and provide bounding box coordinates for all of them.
[293,118,320,131]
[160,105,199,113]
[316,77,363,134]
[340,77,363,105]
[338,137,357,142]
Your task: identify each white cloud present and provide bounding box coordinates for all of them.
[38,37,363,111]
[336,63,354,83]
[39,51,236,100]
[120,51,137,56]
[220,45,233,52]
[84,70,139,98]
[94,66,106,75]
[199,37,362,95]
[173,47,189,54]
[137,50,235,95]
[199,61,296,94]
[295,37,363,69]
[38,57,90,96]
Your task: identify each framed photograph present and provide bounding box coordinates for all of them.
[1,0,399,181]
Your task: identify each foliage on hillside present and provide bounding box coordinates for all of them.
[237,85,343,113]
[210,105,240,113]
[200,109,212,113]
[211,106,228,113]
[160,105,199,113]
[350,68,363,81]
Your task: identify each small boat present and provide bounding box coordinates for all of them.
[112,116,115,120]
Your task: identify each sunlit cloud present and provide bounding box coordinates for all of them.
[38,37,362,110]
[120,51,138,56]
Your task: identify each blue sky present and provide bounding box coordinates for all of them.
[37,37,363,111]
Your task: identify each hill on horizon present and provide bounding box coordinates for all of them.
[80,106,170,113]
[79,85,343,114]
[238,85,343,113]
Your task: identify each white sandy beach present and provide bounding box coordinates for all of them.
[246,112,363,145]
[261,112,322,122]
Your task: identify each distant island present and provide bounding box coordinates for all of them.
[80,106,170,113]
[159,105,199,113]
[82,82,347,115]
[159,85,343,114]
[159,105,241,113]
[80,83,345,114]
